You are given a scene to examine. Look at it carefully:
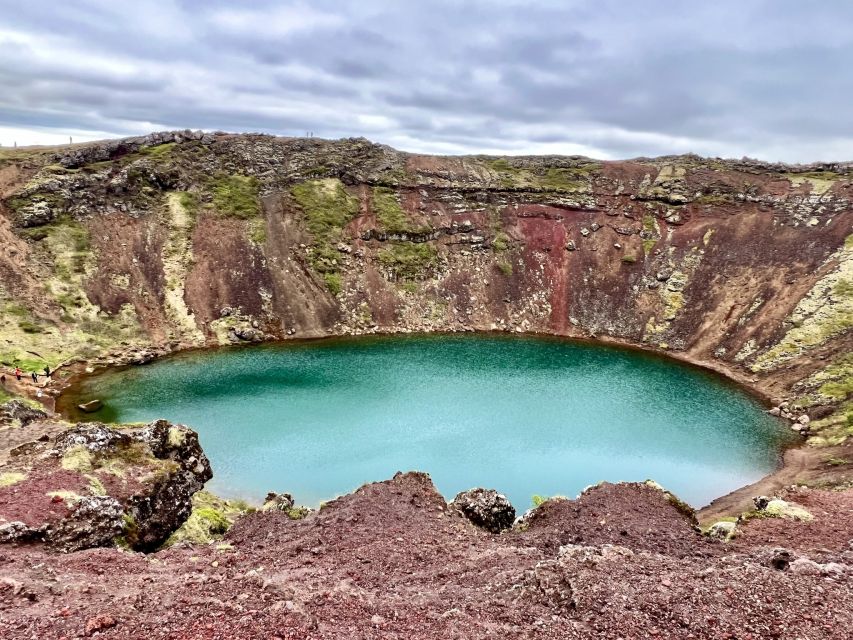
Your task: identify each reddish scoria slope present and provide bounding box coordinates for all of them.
[0,472,850,639]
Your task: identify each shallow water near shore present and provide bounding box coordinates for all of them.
[59,334,795,508]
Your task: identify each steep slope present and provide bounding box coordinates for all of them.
[0,131,851,464]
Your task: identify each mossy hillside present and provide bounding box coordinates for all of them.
[176,190,200,219]
[291,179,360,290]
[753,235,853,372]
[483,158,598,192]
[0,146,58,169]
[1,217,143,371]
[377,242,439,281]
[211,175,261,220]
[248,217,267,245]
[371,186,430,234]
[86,474,106,495]
[172,174,263,248]
[323,272,343,295]
[492,232,510,252]
[795,353,853,446]
[6,190,68,221]
[138,142,177,159]
[163,490,255,547]
[372,186,407,233]
[813,354,853,402]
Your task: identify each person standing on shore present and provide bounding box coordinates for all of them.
[31,371,38,383]
[14,367,21,381]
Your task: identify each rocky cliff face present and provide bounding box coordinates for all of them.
[0,132,851,446]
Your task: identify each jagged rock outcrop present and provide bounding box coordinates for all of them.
[0,417,211,551]
[450,487,516,532]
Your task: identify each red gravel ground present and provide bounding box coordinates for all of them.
[0,473,851,639]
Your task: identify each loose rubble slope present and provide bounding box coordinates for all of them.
[0,469,850,638]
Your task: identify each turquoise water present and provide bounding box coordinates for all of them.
[61,335,794,508]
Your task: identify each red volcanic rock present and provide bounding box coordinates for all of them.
[85,613,117,635]
[0,419,211,552]
[0,471,849,638]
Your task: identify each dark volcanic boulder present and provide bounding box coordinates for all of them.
[450,488,516,533]
[0,420,211,552]
[0,400,48,427]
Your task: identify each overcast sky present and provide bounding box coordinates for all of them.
[0,0,851,161]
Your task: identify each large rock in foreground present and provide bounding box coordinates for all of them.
[0,420,211,551]
[450,487,516,532]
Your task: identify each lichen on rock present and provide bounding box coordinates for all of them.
[0,418,211,552]
[753,496,814,521]
[450,487,516,533]
[753,234,853,372]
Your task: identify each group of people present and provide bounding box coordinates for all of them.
[0,365,51,386]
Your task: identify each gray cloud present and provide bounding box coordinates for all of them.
[0,0,851,161]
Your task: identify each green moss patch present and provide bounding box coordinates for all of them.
[3,213,143,370]
[60,445,94,472]
[84,474,106,496]
[641,214,660,254]
[323,272,343,295]
[755,235,853,375]
[7,191,67,217]
[785,171,842,195]
[492,232,510,252]
[248,217,267,244]
[176,191,200,219]
[0,471,26,487]
[138,142,177,158]
[695,193,731,206]
[372,186,410,233]
[163,490,255,547]
[484,159,598,192]
[377,242,438,281]
[212,175,261,219]
[291,179,360,290]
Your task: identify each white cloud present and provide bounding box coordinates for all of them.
[207,3,344,38]
[0,0,849,162]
